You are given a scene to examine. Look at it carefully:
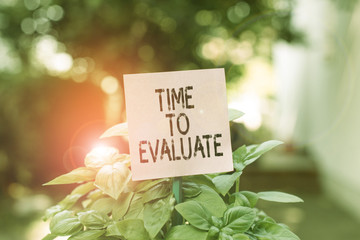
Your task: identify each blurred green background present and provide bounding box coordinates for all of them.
[1,0,360,239]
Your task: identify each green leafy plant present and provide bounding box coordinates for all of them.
[42,109,303,240]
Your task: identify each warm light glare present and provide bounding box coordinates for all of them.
[227,57,275,131]
[229,93,262,131]
[26,219,50,240]
[201,37,253,65]
[91,145,114,156]
[35,35,57,58]
[85,145,120,168]
[27,218,68,240]
[227,40,253,64]
[34,35,73,75]
[105,91,123,125]
[101,76,119,95]
[48,53,73,72]
[201,37,225,61]
[0,37,22,73]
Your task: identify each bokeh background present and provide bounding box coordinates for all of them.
[1,0,360,239]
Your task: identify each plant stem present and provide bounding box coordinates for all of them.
[172,177,183,203]
[172,177,183,225]
[235,177,240,193]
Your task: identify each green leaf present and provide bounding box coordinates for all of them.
[232,191,259,208]
[212,172,242,196]
[175,201,211,230]
[183,175,216,190]
[124,178,141,192]
[240,191,259,207]
[206,226,220,240]
[43,167,97,185]
[228,108,244,121]
[257,210,277,224]
[77,210,109,230]
[219,232,232,240]
[135,178,170,192]
[143,182,171,203]
[244,140,283,165]
[50,210,83,236]
[87,189,106,201]
[71,182,96,195]
[210,216,223,228]
[232,233,251,240]
[232,146,247,172]
[94,162,132,200]
[90,197,115,215]
[223,206,255,233]
[112,192,134,220]
[43,205,63,221]
[143,195,173,238]
[253,221,300,240]
[183,182,202,198]
[187,184,227,218]
[97,236,119,240]
[257,191,303,203]
[232,141,283,172]
[68,229,105,240]
[232,193,249,207]
[106,219,150,240]
[58,183,95,209]
[84,146,124,168]
[58,194,83,209]
[221,227,235,235]
[100,122,128,138]
[41,234,57,240]
[166,225,207,240]
[124,193,144,219]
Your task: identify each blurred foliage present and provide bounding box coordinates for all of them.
[0,0,300,81]
[0,0,299,238]
[331,0,358,10]
[0,0,299,188]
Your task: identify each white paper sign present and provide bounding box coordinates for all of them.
[124,68,233,180]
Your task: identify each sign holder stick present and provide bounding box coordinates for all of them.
[172,177,183,225]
